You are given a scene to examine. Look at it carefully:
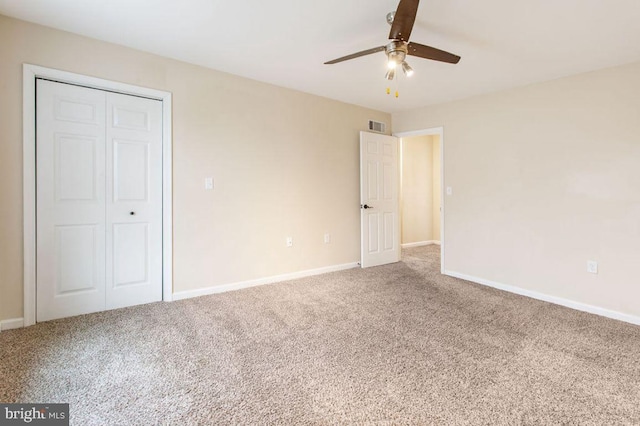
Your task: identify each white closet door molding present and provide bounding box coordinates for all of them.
[23,64,173,327]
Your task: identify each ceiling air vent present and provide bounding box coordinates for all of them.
[368,120,386,134]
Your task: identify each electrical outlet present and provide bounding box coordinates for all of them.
[286,237,293,247]
[587,260,598,274]
[204,177,214,190]
[324,233,331,244]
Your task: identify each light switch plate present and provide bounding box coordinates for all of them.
[446,186,453,195]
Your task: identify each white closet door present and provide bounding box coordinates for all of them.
[105,92,163,309]
[36,80,107,321]
[36,80,163,321]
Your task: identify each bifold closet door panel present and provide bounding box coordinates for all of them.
[105,92,163,309]
[36,79,107,321]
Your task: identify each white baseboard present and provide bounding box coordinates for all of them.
[173,262,360,301]
[0,318,24,331]
[401,240,440,248]
[444,270,640,326]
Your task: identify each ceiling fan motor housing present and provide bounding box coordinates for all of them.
[386,41,408,64]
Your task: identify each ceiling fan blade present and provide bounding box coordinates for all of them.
[324,46,386,65]
[389,0,419,41]
[407,42,461,64]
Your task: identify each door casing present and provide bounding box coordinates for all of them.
[23,64,173,327]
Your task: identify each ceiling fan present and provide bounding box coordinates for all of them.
[324,0,461,81]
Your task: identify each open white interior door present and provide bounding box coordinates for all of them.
[360,131,400,268]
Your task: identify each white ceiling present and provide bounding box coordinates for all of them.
[2,0,640,113]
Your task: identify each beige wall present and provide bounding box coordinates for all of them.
[401,135,441,245]
[393,61,640,319]
[0,15,391,322]
[401,135,434,244]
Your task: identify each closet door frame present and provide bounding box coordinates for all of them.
[23,64,173,327]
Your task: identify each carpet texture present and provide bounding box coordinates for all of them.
[1,246,639,425]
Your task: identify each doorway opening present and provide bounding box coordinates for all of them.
[396,127,444,273]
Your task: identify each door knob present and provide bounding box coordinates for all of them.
[361,204,372,209]
[130,212,135,215]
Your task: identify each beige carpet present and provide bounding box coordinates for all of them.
[1,245,639,425]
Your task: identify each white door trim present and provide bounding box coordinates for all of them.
[394,127,445,273]
[23,64,173,327]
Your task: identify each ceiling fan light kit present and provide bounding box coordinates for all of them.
[386,41,407,70]
[385,68,396,80]
[401,61,414,77]
[325,0,461,95]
